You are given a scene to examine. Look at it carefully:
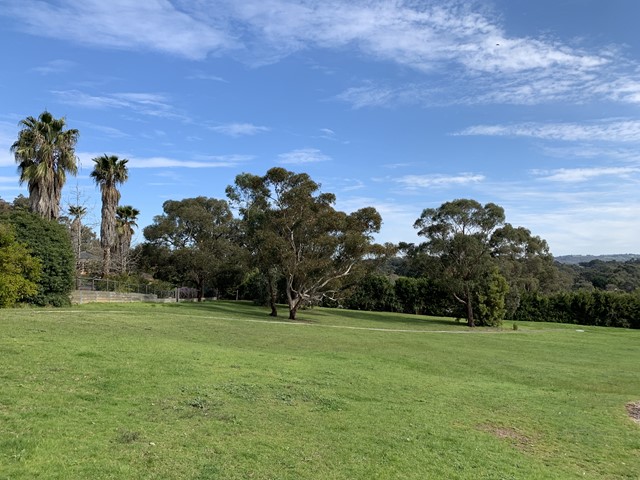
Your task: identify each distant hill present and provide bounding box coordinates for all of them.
[555,254,640,265]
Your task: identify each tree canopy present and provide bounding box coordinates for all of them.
[143,197,244,301]
[11,111,79,220]
[227,167,382,320]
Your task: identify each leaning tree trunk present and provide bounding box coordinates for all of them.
[286,279,303,320]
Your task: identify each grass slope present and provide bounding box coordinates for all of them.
[1,301,639,479]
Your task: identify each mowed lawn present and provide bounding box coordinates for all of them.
[1,302,639,479]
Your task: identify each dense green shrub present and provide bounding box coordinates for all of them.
[6,211,74,306]
[345,274,398,312]
[476,269,509,327]
[0,222,41,306]
[515,290,640,329]
[394,277,420,313]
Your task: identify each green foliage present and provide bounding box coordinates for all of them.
[515,290,640,328]
[394,276,420,313]
[5,210,74,306]
[412,199,560,327]
[414,199,506,327]
[565,259,640,292]
[142,197,244,300]
[0,223,41,306]
[228,168,382,319]
[476,269,509,327]
[344,274,397,311]
[11,111,79,220]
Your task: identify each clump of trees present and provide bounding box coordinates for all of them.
[3,110,640,328]
[142,197,244,302]
[227,167,383,320]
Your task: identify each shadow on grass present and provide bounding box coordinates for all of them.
[163,300,290,322]
[308,308,462,329]
[163,300,465,329]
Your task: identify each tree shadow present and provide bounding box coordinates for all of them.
[163,300,291,322]
[164,301,466,329]
[303,308,464,329]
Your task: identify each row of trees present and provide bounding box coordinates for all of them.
[11,111,138,277]
[4,110,638,328]
[139,168,384,320]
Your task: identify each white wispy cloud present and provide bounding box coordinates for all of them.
[31,59,76,75]
[531,166,640,183]
[52,90,185,120]
[395,173,485,189]
[4,1,639,108]
[3,0,234,60]
[319,128,336,138]
[278,148,330,164]
[457,120,640,142]
[77,152,253,169]
[75,120,129,138]
[186,73,227,82]
[209,123,270,137]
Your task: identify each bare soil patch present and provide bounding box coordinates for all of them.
[478,424,533,451]
[626,402,640,425]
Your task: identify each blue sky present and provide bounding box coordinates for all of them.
[1,0,640,256]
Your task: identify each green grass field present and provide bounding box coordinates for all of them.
[1,301,639,479]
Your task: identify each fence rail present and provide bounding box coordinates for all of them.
[75,277,178,299]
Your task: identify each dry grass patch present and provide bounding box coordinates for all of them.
[478,424,534,451]
[626,401,640,425]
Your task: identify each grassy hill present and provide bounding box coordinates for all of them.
[1,302,639,479]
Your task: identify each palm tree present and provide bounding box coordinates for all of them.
[90,155,129,277]
[68,205,87,271]
[11,111,79,220]
[115,205,140,274]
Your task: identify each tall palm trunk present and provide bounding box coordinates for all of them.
[100,191,118,277]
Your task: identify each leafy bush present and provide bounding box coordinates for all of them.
[515,290,640,329]
[0,223,41,307]
[344,274,398,312]
[5,211,74,306]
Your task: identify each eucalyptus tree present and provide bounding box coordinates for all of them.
[414,199,560,327]
[143,197,243,301]
[414,199,506,327]
[115,205,140,274]
[227,167,382,320]
[11,111,79,220]
[90,155,129,277]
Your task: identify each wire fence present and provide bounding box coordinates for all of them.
[74,277,187,300]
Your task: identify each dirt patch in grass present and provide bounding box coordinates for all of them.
[626,402,640,425]
[478,424,533,450]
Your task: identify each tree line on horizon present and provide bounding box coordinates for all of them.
[1,110,639,328]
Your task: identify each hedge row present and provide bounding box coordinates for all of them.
[514,290,640,329]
